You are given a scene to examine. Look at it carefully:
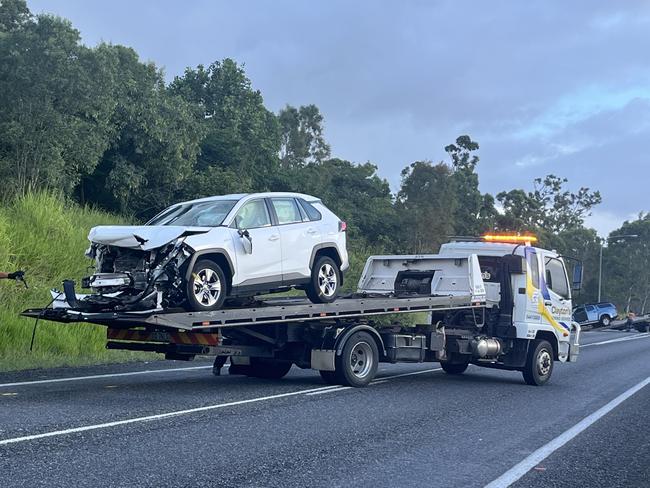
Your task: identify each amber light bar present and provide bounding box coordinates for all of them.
[482,234,538,243]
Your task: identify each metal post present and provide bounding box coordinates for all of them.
[598,243,603,302]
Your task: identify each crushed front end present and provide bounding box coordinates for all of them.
[76,238,193,312]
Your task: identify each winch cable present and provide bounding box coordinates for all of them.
[30,292,62,352]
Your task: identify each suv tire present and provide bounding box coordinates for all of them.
[599,314,611,327]
[186,259,227,311]
[306,256,340,304]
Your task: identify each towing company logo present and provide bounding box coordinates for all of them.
[551,305,571,318]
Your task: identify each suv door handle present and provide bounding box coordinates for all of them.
[544,300,553,306]
[268,234,280,242]
[307,228,318,235]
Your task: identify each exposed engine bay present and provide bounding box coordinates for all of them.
[76,238,192,312]
[53,226,212,312]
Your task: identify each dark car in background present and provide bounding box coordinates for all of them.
[572,302,618,327]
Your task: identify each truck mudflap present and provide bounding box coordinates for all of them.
[569,321,581,362]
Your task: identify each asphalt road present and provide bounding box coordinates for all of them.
[0,329,648,488]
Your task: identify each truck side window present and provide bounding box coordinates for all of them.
[545,258,569,299]
[529,252,540,288]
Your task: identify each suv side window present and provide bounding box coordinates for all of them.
[298,199,322,221]
[545,257,569,299]
[231,199,271,229]
[271,198,303,225]
[586,305,596,312]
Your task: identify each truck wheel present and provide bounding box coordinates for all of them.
[319,370,339,385]
[246,358,292,380]
[440,361,469,375]
[522,339,554,386]
[186,260,227,311]
[306,256,340,304]
[335,331,378,387]
[599,315,611,327]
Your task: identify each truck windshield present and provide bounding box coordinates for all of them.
[147,200,237,227]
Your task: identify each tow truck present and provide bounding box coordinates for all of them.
[22,235,581,386]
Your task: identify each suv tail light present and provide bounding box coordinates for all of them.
[338,221,347,232]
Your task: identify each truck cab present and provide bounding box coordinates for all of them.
[439,238,577,363]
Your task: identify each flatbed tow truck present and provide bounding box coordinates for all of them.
[22,236,581,387]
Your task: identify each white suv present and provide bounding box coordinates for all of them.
[83,192,349,312]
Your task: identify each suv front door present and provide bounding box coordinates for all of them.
[228,199,282,287]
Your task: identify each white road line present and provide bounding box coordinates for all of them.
[0,384,343,446]
[305,386,353,396]
[0,365,213,388]
[484,375,650,488]
[0,367,441,446]
[581,333,650,348]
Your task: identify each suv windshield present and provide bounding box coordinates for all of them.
[147,200,237,227]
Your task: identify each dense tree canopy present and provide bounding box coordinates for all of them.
[1,0,646,308]
[278,104,330,168]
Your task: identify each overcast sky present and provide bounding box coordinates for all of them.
[29,0,650,236]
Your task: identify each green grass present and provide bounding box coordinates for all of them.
[0,192,148,371]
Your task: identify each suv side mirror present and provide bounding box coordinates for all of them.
[572,263,583,291]
[238,228,252,254]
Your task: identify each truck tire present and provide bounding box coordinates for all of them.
[599,315,611,327]
[440,361,469,375]
[186,259,227,311]
[335,331,378,387]
[246,358,293,380]
[522,339,554,386]
[319,370,339,385]
[306,256,340,304]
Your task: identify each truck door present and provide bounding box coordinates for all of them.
[514,248,542,329]
[541,254,572,335]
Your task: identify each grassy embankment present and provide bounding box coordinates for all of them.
[0,193,148,371]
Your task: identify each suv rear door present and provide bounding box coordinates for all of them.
[269,197,321,282]
[586,305,598,322]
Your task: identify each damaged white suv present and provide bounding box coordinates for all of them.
[82,192,349,312]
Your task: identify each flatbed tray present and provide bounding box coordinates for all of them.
[22,294,485,331]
